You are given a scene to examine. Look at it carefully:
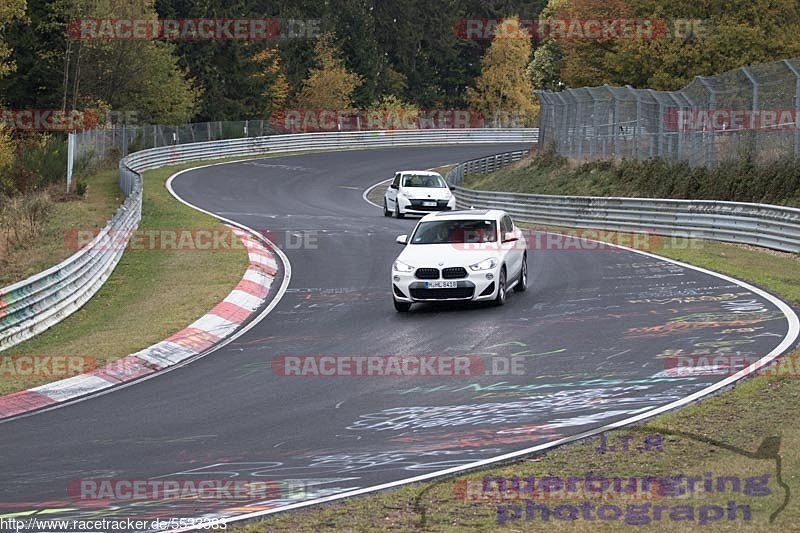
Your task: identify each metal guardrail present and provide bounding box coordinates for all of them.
[445,150,529,185]
[446,151,800,254]
[0,128,538,352]
[0,177,142,352]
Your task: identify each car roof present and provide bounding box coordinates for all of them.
[398,170,442,175]
[421,209,506,221]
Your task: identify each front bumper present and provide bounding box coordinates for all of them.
[398,197,456,214]
[392,268,500,302]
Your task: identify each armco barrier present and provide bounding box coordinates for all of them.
[446,151,800,253]
[0,172,142,352]
[0,129,538,352]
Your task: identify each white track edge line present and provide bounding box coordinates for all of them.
[180,177,800,532]
[0,156,291,425]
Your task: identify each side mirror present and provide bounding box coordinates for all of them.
[502,231,518,243]
[396,234,408,245]
[390,183,399,189]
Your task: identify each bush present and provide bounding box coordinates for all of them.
[75,178,87,197]
[0,190,53,251]
[8,135,67,193]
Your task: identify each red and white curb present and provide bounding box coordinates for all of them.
[0,226,277,420]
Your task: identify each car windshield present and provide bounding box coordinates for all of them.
[410,219,497,244]
[402,174,446,188]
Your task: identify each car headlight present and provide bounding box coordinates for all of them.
[469,257,498,271]
[394,260,415,273]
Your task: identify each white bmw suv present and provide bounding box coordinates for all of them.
[391,209,527,312]
[383,170,456,217]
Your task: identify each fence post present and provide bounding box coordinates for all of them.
[66,132,76,193]
[608,86,620,159]
[783,59,800,158]
[628,86,640,160]
[589,90,598,160]
[742,67,759,159]
[650,90,662,158]
[563,90,577,157]
[121,122,128,157]
[556,93,568,155]
[667,92,685,161]
[695,76,716,166]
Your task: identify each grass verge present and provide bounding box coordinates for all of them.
[460,151,800,207]
[232,233,800,531]
[0,156,264,395]
[0,147,400,395]
[0,169,122,287]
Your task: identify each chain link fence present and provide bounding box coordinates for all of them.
[536,58,800,167]
[72,120,278,165]
[74,110,522,168]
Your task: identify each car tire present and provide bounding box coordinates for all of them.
[514,255,528,292]
[394,299,411,312]
[494,267,507,306]
[383,199,391,217]
[395,203,405,219]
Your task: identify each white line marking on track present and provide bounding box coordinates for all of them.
[172,167,800,532]
[0,156,292,425]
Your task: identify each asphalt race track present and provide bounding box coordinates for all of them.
[0,145,797,529]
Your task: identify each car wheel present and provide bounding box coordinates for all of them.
[383,199,391,217]
[514,255,527,292]
[394,299,411,312]
[394,203,405,219]
[494,268,506,306]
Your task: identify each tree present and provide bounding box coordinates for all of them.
[554,0,800,90]
[295,32,363,109]
[2,0,198,123]
[555,0,635,88]
[466,17,538,127]
[529,39,563,91]
[250,48,289,118]
[0,0,26,83]
[366,94,418,129]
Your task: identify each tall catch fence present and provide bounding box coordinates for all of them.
[536,58,800,167]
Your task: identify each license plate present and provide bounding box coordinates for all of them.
[426,280,457,289]
[422,201,436,206]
